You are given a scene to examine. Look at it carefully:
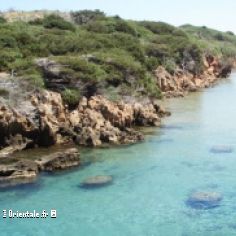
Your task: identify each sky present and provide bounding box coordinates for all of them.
[1,0,236,33]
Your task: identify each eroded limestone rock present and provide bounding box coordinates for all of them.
[35,148,80,171]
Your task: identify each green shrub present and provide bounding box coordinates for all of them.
[29,18,43,25]
[0,16,6,24]
[145,57,161,71]
[71,10,105,25]
[226,31,234,36]
[0,49,22,70]
[0,35,17,48]
[54,56,107,83]
[7,58,33,72]
[24,73,44,88]
[95,49,146,82]
[114,20,137,36]
[140,21,175,34]
[0,88,9,97]
[84,21,112,33]
[84,18,137,36]
[163,58,176,74]
[62,88,81,107]
[142,74,162,98]
[145,43,169,58]
[214,33,225,41]
[43,15,76,31]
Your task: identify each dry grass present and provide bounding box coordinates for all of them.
[0,10,71,22]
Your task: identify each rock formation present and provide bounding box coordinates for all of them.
[0,148,80,187]
[35,148,80,171]
[0,159,38,187]
[73,96,164,146]
[0,55,231,152]
[154,56,232,98]
[0,90,169,151]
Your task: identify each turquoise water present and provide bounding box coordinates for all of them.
[1,74,236,236]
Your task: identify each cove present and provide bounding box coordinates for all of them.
[1,73,236,235]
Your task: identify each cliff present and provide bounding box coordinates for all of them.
[0,10,234,186]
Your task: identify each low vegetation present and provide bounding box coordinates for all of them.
[0,10,235,104]
[180,24,236,58]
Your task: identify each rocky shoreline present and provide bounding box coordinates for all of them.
[155,55,232,98]
[0,148,79,187]
[0,55,232,187]
[0,89,170,186]
[0,92,170,150]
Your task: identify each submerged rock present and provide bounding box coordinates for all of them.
[80,175,113,188]
[35,148,80,171]
[210,145,233,154]
[186,191,223,209]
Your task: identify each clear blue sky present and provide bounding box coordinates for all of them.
[1,0,236,33]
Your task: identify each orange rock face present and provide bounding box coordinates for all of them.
[0,91,169,150]
[154,56,232,98]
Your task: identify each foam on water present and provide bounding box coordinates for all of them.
[1,74,236,235]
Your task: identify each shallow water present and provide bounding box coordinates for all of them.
[1,74,236,236]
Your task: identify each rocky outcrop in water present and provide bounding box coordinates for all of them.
[0,159,38,187]
[0,147,80,187]
[35,148,80,171]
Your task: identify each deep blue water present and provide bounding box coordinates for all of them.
[1,74,236,236]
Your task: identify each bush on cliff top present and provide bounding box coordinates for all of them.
[0,10,236,103]
[71,10,105,25]
[43,14,76,31]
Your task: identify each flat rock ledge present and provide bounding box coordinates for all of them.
[35,148,80,171]
[0,159,38,188]
[0,148,80,187]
